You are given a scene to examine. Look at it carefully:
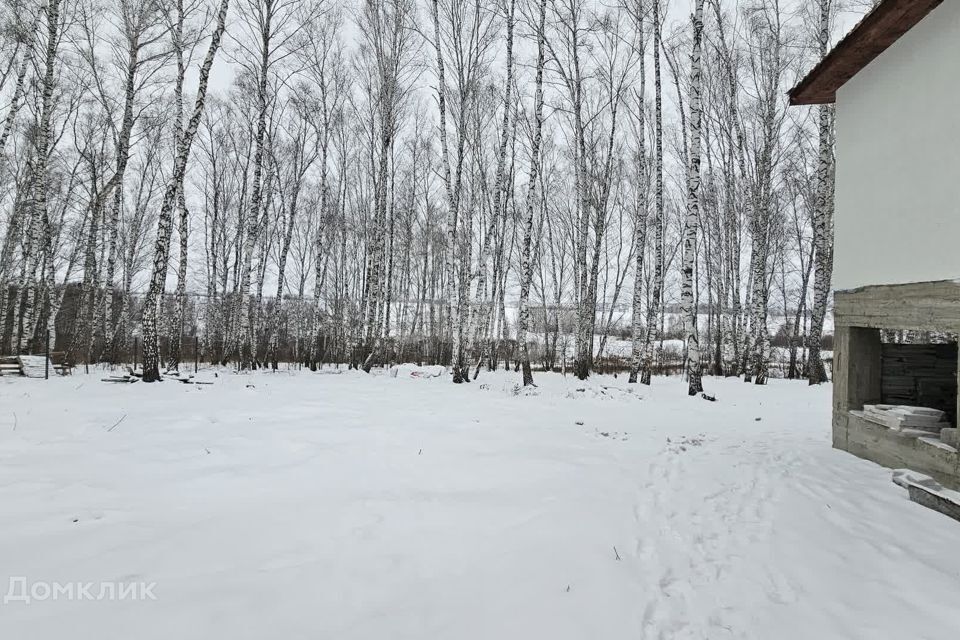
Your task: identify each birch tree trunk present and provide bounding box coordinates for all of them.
[640,0,663,386]
[306,28,340,369]
[309,132,330,369]
[517,0,546,387]
[359,90,393,373]
[19,0,61,355]
[236,0,283,370]
[807,0,834,386]
[0,181,29,349]
[628,0,647,384]
[681,0,705,395]
[141,0,230,382]
[269,182,296,368]
[469,0,515,379]
[0,9,39,158]
[169,0,189,371]
[430,0,464,383]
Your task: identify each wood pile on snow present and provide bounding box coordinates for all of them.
[101,368,213,385]
[863,404,950,432]
[389,364,446,379]
[102,367,142,383]
[166,371,214,385]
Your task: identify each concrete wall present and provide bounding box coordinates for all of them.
[832,323,960,489]
[834,1,960,291]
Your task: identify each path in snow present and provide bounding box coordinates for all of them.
[0,369,958,639]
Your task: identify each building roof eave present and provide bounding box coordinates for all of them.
[788,0,943,106]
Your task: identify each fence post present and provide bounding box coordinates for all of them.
[45,329,50,380]
[134,337,138,370]
[195,335,199,373]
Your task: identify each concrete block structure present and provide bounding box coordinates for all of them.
[790,0,960,487]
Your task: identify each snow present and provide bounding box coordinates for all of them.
[1,370,958,639]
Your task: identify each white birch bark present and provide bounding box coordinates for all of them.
[744,7,784,386]
[0,8,39,158]
[236,3,275,371]
[430,0,464,383]
[19,0,61,355]
[807,0,834,386]
[628,0,647,384]
[141,0,230,382]
[681,0,705,395]
[169,0,189,371]
[517,0,546,387]
[640,0,663,386]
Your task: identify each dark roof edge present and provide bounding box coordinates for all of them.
[788,0,943,106]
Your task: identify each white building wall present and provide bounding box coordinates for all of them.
[834,1,960,291]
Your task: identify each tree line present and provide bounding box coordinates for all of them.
[0,0,862,388]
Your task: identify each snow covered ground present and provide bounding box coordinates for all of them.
[1,368,958,639]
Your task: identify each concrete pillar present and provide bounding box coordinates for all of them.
[833,326,882,414]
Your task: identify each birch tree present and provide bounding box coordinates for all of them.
[681,0,704,395]
[627,0,647,384]
[429,0,498,382]
[639,0,663,386]
[517,0,546,387]
[17,0,62,355]
[356,0,416,372]
[300,5,346,370]
[141,0,229,382]
[0,0,859,384]
[806,0,833,385]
